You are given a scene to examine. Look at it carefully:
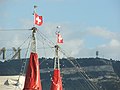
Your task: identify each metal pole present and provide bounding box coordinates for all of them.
[3,47,6,60]
[31,6,38,53]
[31,27,37,53]
[54,45,60,69]
[33,5,37,27]
[18,47,21,59]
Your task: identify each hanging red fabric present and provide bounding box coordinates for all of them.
[50,69,63,90]
[23,52,42,90]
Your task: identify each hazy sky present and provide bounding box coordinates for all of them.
[0,0,120,60]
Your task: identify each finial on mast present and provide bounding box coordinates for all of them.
[56,26,61,35]
[57,26,61,29]
[34,5,37,9]
[33,5,37,15]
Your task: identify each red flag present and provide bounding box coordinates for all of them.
[23,52,42,90]
[34,13,43,26]
[57,34,63,44]
[50,69,63,90]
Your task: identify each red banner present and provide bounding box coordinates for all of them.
[23,52,42,90]
[50,69,63,90]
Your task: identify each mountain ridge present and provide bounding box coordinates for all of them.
[0,57,120,90]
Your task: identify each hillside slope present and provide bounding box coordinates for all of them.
[0,57,120,90]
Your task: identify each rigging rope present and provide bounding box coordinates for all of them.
[37,31,55,65]
[5,35,31,61]
[37,31,53,79]
[15,35,31,90]
[72,58,99,90]
[3,27,100,90]
[37,30,55,46]
[36,29,100,90]
[58,47,99,90]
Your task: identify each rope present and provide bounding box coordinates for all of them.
[14,36,31,90]
[37,31,53,79]
[60,58,86,89]
[5,35,31,61]
[72,58,99,90]
[37,30,55,46]
[36,29,99,90]
[37,36,54,62]
[0,29,30,31]
[20,38,31,76]
[37,31,55,65]
[18,35,32,49]
[58,47,99,90]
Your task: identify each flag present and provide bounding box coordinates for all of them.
[57,34,63,43]
[23,52,42,90]
[34,13,43,26]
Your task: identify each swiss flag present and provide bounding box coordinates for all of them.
[57,34,63,43]
[34,13,43,26]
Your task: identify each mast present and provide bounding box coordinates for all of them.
[50,27,63,90]
[31,27,37,53]
[54,26,63,70]
[31,5,38,53]
[54,45,60,69]
[23,6,42,90]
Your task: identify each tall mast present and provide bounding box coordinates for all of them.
[54,26,61,70]
[54,26,64,69]
[50,26,63,90]
[31,27,37,53]
[54,45,60,69]
[31,6,38,53]
[23,6,42,90]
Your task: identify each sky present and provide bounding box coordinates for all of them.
[0,0,120,60]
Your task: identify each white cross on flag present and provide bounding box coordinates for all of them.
[34,13,43,26]
[57,34,63,44]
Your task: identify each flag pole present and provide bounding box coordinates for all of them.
[54,26,61,69]
[23,5,42,90]
[31,5,38,53]
[33,5,37,27]
[50,26,63,90]
[56,26,60,45]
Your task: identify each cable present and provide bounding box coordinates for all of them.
[36,28,99,90]
[14,36,31,90]
[73,58,99,90]
[58,47,100,90]
[0,29,31,31]
[1,27,100,90]
[4,34,31,61]
[37,30,55,46]
[37,30,55,57]
[36,34,54,61]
